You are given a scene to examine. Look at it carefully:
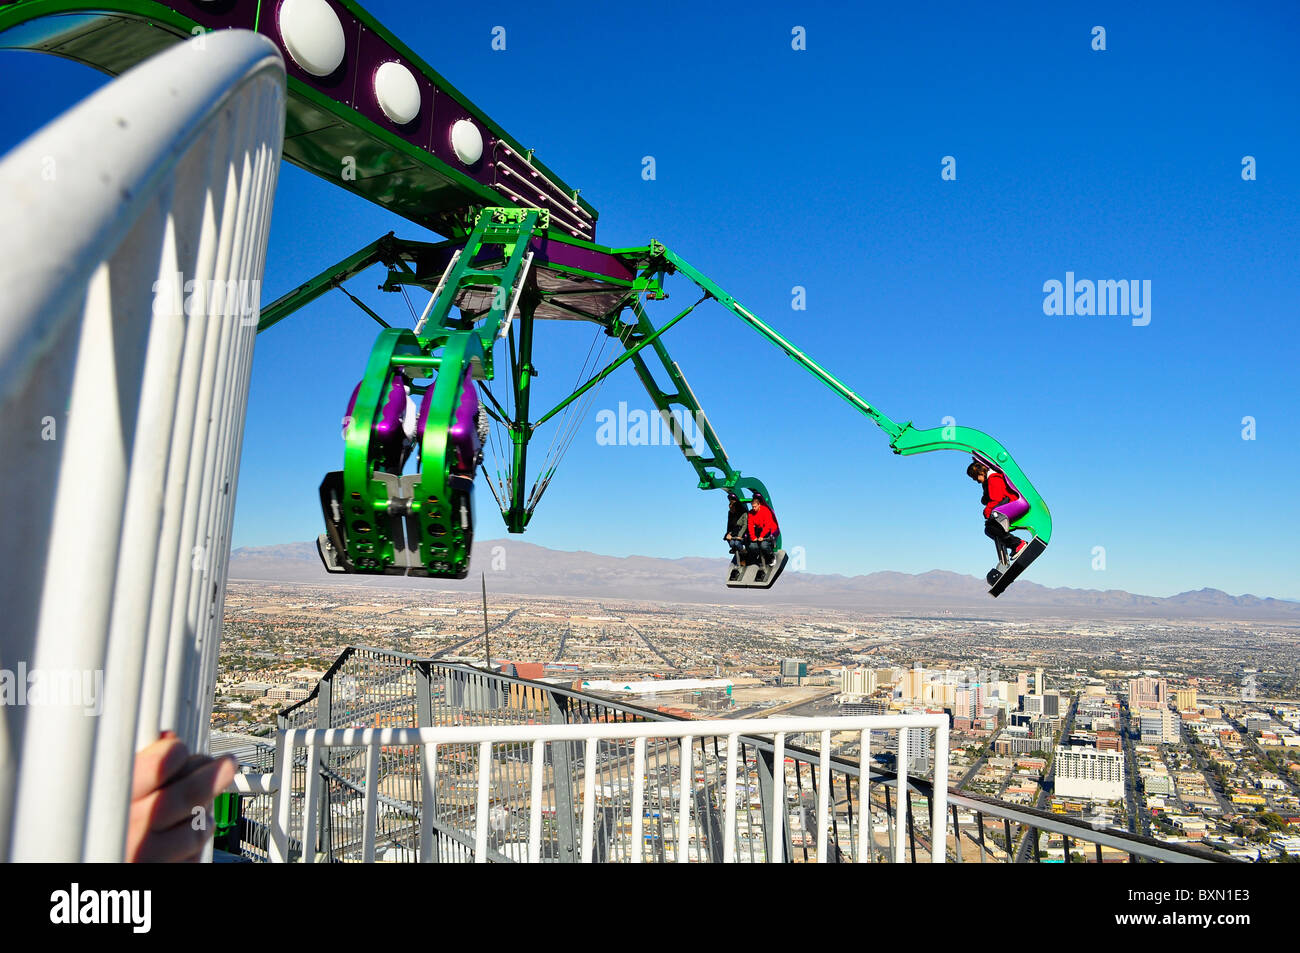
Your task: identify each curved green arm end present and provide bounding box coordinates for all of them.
[890,423,1053,544]
[413,330,484,573]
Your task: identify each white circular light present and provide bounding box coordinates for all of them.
[374,62,421,124]
[450,119,483,165]
[278,0,346,78]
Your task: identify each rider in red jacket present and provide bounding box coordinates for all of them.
[968,461,1027,560]
[747,497,779,540]
[745,493,780,581]
[981,470,1014,520]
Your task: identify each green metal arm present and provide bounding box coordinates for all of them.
[603,297,782,548]
[655,244,903,436]
[652,244,1052,544]
[257,233,406,333]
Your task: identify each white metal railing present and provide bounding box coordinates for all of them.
[241,715,950,863]
[0,31,285,861]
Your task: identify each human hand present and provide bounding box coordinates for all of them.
[127,732,237,862]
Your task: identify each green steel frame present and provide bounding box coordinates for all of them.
[652,245,1052,546]
[1,0,1051,589]
[263,217,1049,587]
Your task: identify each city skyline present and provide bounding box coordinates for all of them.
[214,577,1300,862]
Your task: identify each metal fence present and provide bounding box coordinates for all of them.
[237,647,953,862]
[261,717,947,864]
[218,646,1232,863]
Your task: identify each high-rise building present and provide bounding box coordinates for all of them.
[992,680,1012,705]
[1128,677,1167,708]
[1035,667,1045,693]
[1174,688,1198,711]
[994,726,1045,755]
[839,666,877,696]
[955,689,978,720]
[901,665,925,703]
[1042,692,1061,718]
[930,682,955,707]
[1024,694,1044,716]
[1140,708,1180,744]
[892,708,934,773]
[1054,745,1125,800]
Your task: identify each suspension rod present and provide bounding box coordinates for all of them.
[531,294,707,430]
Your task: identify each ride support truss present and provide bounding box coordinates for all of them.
[263,208,1048,592]
[0,0,1052,593]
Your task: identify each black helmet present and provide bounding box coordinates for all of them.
[726,491,738,502]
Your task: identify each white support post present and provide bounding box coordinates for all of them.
[474,740,492,862]
[894,729,908,865]
[676,736,693,864]
[931,722,950,863]
[817,729,831,863]
[771,732,785,864]
[269,730,292,864]
[300,740,320,863]
[580,737,597,862]
[630,737,646,863]
[419,742,438,863]
[361,741,381,863]
[528,740,544,864]
[857,729,871,863]
[722,733,739,863]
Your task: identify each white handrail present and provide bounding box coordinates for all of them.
[0,30,285,861]
[266,715,950,864]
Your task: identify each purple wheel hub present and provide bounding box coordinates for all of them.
[345,375,408,472]
[417,370,480,474]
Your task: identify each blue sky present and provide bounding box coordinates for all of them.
[2,1,1297,598]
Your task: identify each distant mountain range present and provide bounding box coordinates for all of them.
[226,539,1300,620]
